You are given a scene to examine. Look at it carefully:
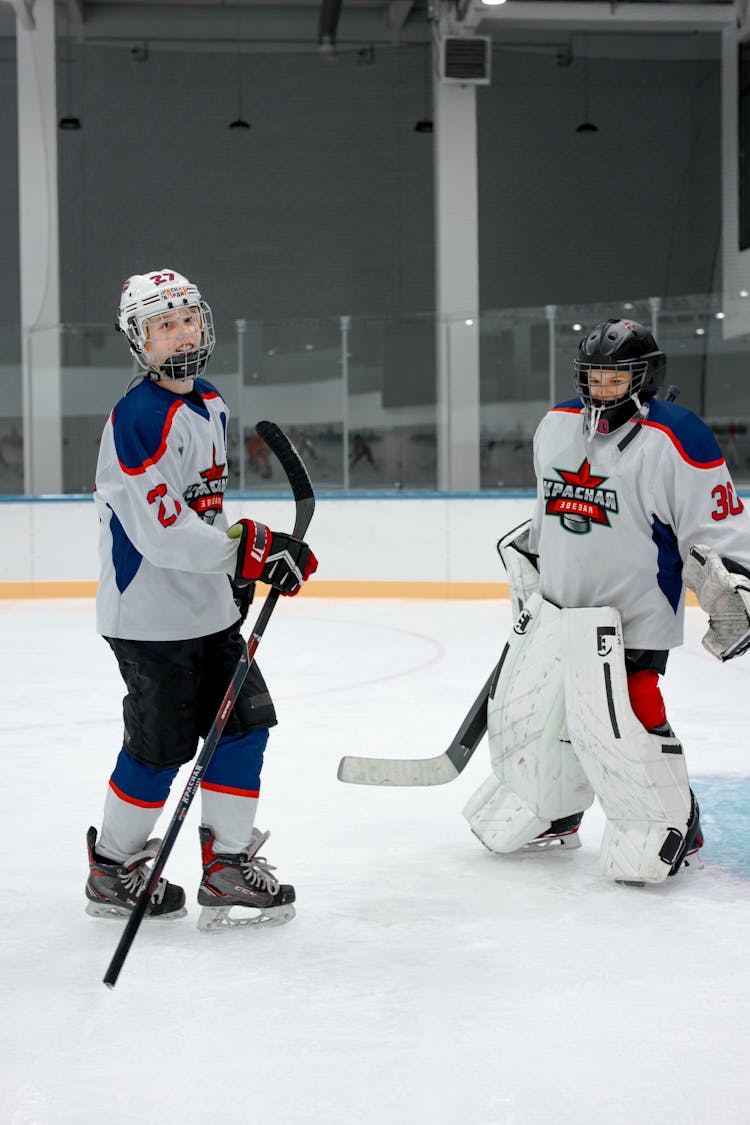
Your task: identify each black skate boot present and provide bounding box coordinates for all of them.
[197,826,296,932]
[667,791,705,876]
[525,812,584,850]
[85,826,187,920]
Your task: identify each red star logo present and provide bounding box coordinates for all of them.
[554,459,607,490]
[199,447,226,483]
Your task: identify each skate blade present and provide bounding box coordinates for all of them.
[85,900,187,921]
[196,903,296,933]
[614,852,705,887]
[523,832,582,851]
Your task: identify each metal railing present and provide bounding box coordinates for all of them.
[4,292,750,496]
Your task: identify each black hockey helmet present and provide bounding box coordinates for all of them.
[574,318,666,437]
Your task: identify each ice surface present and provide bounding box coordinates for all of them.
[1,597,749,1125]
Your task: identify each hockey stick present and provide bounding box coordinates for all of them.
[336,657,502,786]
[103,421,314,989]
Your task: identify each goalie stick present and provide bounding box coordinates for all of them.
[336,657,503,786]
[103,421,315,989]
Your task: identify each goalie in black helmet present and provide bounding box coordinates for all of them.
[465,317,750,885]
[575,318,666,439]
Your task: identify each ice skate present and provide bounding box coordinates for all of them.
[674,823,705,875]
[524,812,584,851]
[85,826,187,920]
[197,826,296,932]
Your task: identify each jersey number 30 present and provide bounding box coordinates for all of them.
[711,482,744,521]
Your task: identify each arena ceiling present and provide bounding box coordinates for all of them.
[1,0,740,52]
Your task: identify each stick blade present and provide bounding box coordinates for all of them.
[337,754,459,786]
[335,667,494,788]
[255,421,314,504]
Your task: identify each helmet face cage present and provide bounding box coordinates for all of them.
[574,358,650,409]
[117,271,215,380]
[134,302,215,380]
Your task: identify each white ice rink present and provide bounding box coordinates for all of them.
[2,596,749,1125]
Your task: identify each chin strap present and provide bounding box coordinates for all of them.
[584,394,643,439]
[158,349,208,380]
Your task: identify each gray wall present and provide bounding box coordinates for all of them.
[56,41,435,326]
[1,24,723,330]
[477,45,721,309]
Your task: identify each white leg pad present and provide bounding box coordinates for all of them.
[463,592,595,852]
[463,774,550,853]
[561,606,693,884]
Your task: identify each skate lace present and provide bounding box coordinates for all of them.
[239,854,280,896]
[119,854,166,904]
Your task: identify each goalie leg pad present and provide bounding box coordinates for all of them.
[462,774,549,853]
[463,592,595,853]
[561,607,693,884]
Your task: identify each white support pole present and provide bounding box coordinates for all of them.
[648,295,661,338]
[721,21,750,339]
[16,0,62,495]
[545,304,557,408]
[433,32,480,492]
[236,318,246,492]
[340,315,350,491]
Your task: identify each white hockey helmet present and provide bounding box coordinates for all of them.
[116,269,215,380]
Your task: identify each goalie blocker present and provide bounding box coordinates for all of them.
[464,592,702,885]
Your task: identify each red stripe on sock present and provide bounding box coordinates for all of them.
[109,778,166,809]
[200,780,260,798]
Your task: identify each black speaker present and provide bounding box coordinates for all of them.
[440,36,491,85]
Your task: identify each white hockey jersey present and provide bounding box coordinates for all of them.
[94,377,240,641]
[528,396,750,650]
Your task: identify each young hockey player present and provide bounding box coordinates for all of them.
[86,269,317,929]
[464,318,750,885]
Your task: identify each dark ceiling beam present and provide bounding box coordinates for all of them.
[386,1,414,30]
[66,0,85,24]
[8,0,35,30]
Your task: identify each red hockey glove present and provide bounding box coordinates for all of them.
[230,519,317,596]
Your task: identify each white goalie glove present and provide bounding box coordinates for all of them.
[682,544,750,661]
[497,520,540,617]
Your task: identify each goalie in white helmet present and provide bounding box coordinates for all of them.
[87,269,317,930]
